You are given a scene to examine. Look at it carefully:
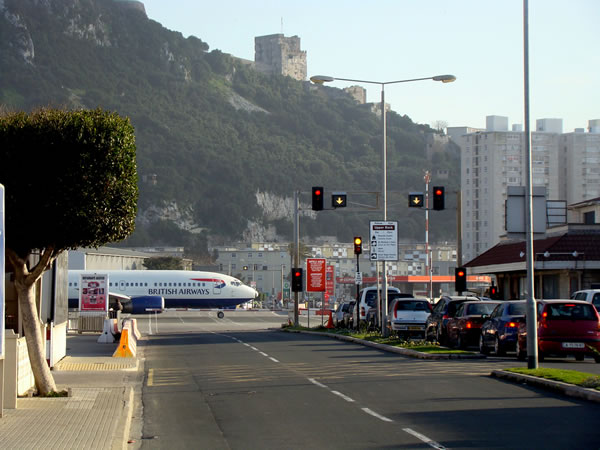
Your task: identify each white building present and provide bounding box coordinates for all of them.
[458,115,599,263]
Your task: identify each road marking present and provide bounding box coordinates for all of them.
[148,368,154,386]
[308,378,327,389]
[331,390,355,403]
[269,357,279,363]
[362,408,393,422]
[250,346,259,351]
[259,351,268,357]
[403,428,446,450]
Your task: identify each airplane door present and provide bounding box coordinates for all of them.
[119,280,126,292]
[213,282,221,295]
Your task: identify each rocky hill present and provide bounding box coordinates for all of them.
[0,0,459,248]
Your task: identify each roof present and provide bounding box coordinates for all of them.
[465,230,600,268]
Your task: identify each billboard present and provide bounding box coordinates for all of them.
[79,274,108,312]
[306,258,326,292]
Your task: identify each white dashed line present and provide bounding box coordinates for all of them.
[259,351,269,357]
[403,428,446,449]
[250,346,259,351]
[331,390,355,403]
[308,378,328,389]
[361,407,393,422]
[269,357,279,363]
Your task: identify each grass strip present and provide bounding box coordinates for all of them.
[505,368,600,391]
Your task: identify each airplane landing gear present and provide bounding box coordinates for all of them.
[217,311,224,319]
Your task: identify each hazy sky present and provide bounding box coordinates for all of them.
[141,0,598,132]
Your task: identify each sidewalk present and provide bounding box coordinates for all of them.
[0,333,143,450]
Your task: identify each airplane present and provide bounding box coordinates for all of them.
[68,270,259,317]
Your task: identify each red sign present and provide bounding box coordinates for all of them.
[326,265,335,295]
[306,258,326,292]
[80,274,108,312]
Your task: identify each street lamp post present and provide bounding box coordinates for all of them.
[310,73,455,336]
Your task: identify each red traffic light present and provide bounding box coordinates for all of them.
[312,186,324,211]
[433,186,445,210]
[457,270,465,277]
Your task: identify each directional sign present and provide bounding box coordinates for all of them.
[369,221,398,261]
[409,192,424,208]
[332,192,347,208]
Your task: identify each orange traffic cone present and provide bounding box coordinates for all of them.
[326,311,334,329]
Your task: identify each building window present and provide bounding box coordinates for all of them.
[584,211,596,224]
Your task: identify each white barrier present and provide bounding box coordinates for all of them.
[97,319,119,343]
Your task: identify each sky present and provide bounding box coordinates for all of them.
[141,0,599,132]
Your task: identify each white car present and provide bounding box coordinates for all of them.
[571,289,600,311]
[388,298,432,339]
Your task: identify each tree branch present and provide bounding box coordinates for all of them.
[26,245,58,285]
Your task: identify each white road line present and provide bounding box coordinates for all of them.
[330,390,355,403]
[361,408,393,423]
[269,357,279,363]
[403,428,446,450]
[259,351,269,357]
[250,346,259,351]
[308,378,327,389]
[243,343,250,347]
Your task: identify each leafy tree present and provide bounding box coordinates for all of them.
[0,108,138,395]
[143,256,183,270]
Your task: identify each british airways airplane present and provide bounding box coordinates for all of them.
[68,270,258,316]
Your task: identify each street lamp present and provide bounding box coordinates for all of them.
[310,73,456,336]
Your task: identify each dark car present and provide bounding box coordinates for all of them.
[446,301,500,348]
[425,295,481,344]
[516,300,600,362]
[479,301,526,355]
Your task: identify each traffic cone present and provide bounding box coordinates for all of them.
[326,311,334,329]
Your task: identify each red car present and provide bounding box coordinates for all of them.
[516,300,600,362]
[446,301,499,349]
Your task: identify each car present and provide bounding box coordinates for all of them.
[365,293,416,330]
[446,301,500,349]
[425,295,481,344]
[479,300,526,355]
[516,300,600,362]
[333,300,355,327]
[571,289,600,311]
[356,286,401,325]
[388,298,432,339]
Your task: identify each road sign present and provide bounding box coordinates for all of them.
[409,192,424,208]
[369,221,398,261]
[332,192,347,208]
[306,258,326,292]
[354,272,363,285]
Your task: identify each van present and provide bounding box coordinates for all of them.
[571,289,600,311]
[356,286,401,324]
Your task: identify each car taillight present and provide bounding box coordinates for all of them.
[442,314,449,320]
[360,307,365,318]
[540,311,548,329]
[466,321,472,329]
[505,322,518,328]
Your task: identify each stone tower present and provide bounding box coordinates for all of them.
[254,34,307,81]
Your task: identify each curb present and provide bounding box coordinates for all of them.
[490,370,600,404]
[283,329,486,360]
[112,386,134,450]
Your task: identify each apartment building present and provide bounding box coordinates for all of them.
[458,115,600,263]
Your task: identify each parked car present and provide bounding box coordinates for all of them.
[365,293,415,330]
[388,298,432,339]
[425,295,481,344]
[356,286,401,325]
[333,300,355,327]
[479,301,527,355]
[516,300,600,362]
[571,289,600,311]
[446,301,500,348]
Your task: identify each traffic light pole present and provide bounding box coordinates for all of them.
[293,190,300,326]
[355,253,360,330]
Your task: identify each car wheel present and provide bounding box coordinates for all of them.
[436,325,444,345]
[457,334,464,349]
[494,337,506,356]
[479,334,489,355]
[516,343,526,361]
[575,354,585,361]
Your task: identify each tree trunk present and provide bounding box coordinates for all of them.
[7,248,58,395]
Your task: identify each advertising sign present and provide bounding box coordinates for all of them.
[79,274,108,312]
[369,221,398,261]
[1,184,4,359]
[306,258,326,292]
[326,265,335,295]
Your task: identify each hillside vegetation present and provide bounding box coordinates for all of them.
[0,0,459,248]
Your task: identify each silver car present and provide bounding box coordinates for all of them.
[389,298,432,339]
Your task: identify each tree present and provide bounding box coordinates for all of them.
[143,256,183,270]
[0,108,138,395]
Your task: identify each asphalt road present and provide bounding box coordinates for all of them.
[137,310,600,449]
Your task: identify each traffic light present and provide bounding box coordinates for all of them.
[291,268,303,292]
[332,193,347,208]
[409,192,424,208]
[433,186,445,210]
[354,236,362,255]
[490,285,498,299]
[312,186,324,211]
[455,267,467,293]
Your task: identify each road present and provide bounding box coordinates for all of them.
[136,310,600,449]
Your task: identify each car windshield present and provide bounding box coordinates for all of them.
[395,300,430,312]
[365,290,398,307]
[545,303,597,320]
[508,303,526,315]
[465,303,496,315]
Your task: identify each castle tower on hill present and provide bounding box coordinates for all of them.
[254,34,307,81]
